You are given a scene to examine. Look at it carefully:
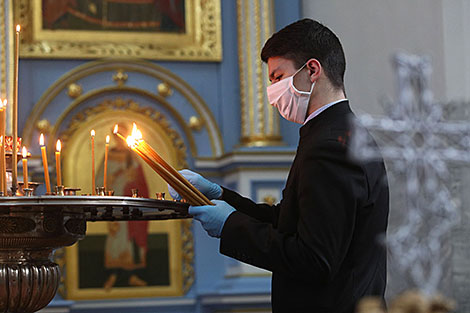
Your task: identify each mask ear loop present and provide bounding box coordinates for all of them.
[291,63,314,95]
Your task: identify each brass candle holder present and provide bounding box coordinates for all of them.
[0,193,190,312]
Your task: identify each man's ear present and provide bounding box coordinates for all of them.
[306,58,321,82]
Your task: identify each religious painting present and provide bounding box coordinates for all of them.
[14,0,222,60]
[61,102,193,299]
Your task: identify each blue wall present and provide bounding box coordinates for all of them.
[18,1,301,312]
[19,0,301,154]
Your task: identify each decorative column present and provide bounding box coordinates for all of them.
[237,0,283,147]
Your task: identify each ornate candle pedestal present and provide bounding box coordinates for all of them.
[0,196,189,313]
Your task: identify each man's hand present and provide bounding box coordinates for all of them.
[168,169,222,200]
[189,200,235,238]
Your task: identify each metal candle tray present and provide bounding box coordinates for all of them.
[0,195,191,221]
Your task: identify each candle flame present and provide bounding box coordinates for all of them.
[113,124,118,134]
[126,123,143,148]
[91,129,95,137]
[126,135,136,148]
[22,146,27,158]
[132,123,143,140]
[106,135,110,144]
[0,100,3,110]
[2,99,6,107]
[39,133,45,146]
[56,140,61,152]
[16,25,20,32]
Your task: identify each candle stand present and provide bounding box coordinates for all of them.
[0,195,190,313]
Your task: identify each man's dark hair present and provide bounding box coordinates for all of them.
[261,19,346,90]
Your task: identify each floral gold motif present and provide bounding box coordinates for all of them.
[112,70,128,86]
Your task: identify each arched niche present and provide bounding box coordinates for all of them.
[22,59,224,159]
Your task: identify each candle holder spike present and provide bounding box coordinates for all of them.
[54,185,65,196]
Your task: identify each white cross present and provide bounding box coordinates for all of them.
[351,53,470,295]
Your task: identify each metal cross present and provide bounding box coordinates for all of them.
[351,53,470,295]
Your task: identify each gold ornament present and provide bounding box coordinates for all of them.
[67,83,82,98]
[112,70,128,86]
[188,116,204,131]
[157,82,173,98]
[36,119,51,135]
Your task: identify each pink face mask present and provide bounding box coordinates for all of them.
[266,63,315,124]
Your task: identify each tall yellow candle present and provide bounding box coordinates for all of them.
[0,100,5,194]
[91,130,95,194]
[1,99,6,195]
[22,146,28,189]
[55,140,62,186]
[104,135,109,190]
[39,134,51,194]
[0,136,3,194]
[12,25,20,193]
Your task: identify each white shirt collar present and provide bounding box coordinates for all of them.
[303,99,348,125]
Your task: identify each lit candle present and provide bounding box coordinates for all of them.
[39,134,51,194]
[0,100,5,194]
[0,136,3,194]
[123,123,212,205]
[104,135,109,191]
[11,25,20,193]
[55,140,62,186]
[91,130,95,194]
[113,124,126,141]
[22,146,28,189]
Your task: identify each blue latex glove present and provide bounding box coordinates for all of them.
[168,169,222,200]
[189,200,235,238]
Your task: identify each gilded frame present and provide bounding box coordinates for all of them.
[14,0,222,61]
[59,98,194,299]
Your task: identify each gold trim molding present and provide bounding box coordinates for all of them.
[14,0,222,61]
[59,97,189,170]
[22,59,224,157]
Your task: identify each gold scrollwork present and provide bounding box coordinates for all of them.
[59,97,189,169]
[15,0,222,61]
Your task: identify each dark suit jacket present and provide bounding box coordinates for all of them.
[220,101,389,313]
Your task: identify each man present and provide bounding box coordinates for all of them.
[170,19,389,313]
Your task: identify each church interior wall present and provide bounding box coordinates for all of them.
[13,1,301,312]
[13,0,470,311]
